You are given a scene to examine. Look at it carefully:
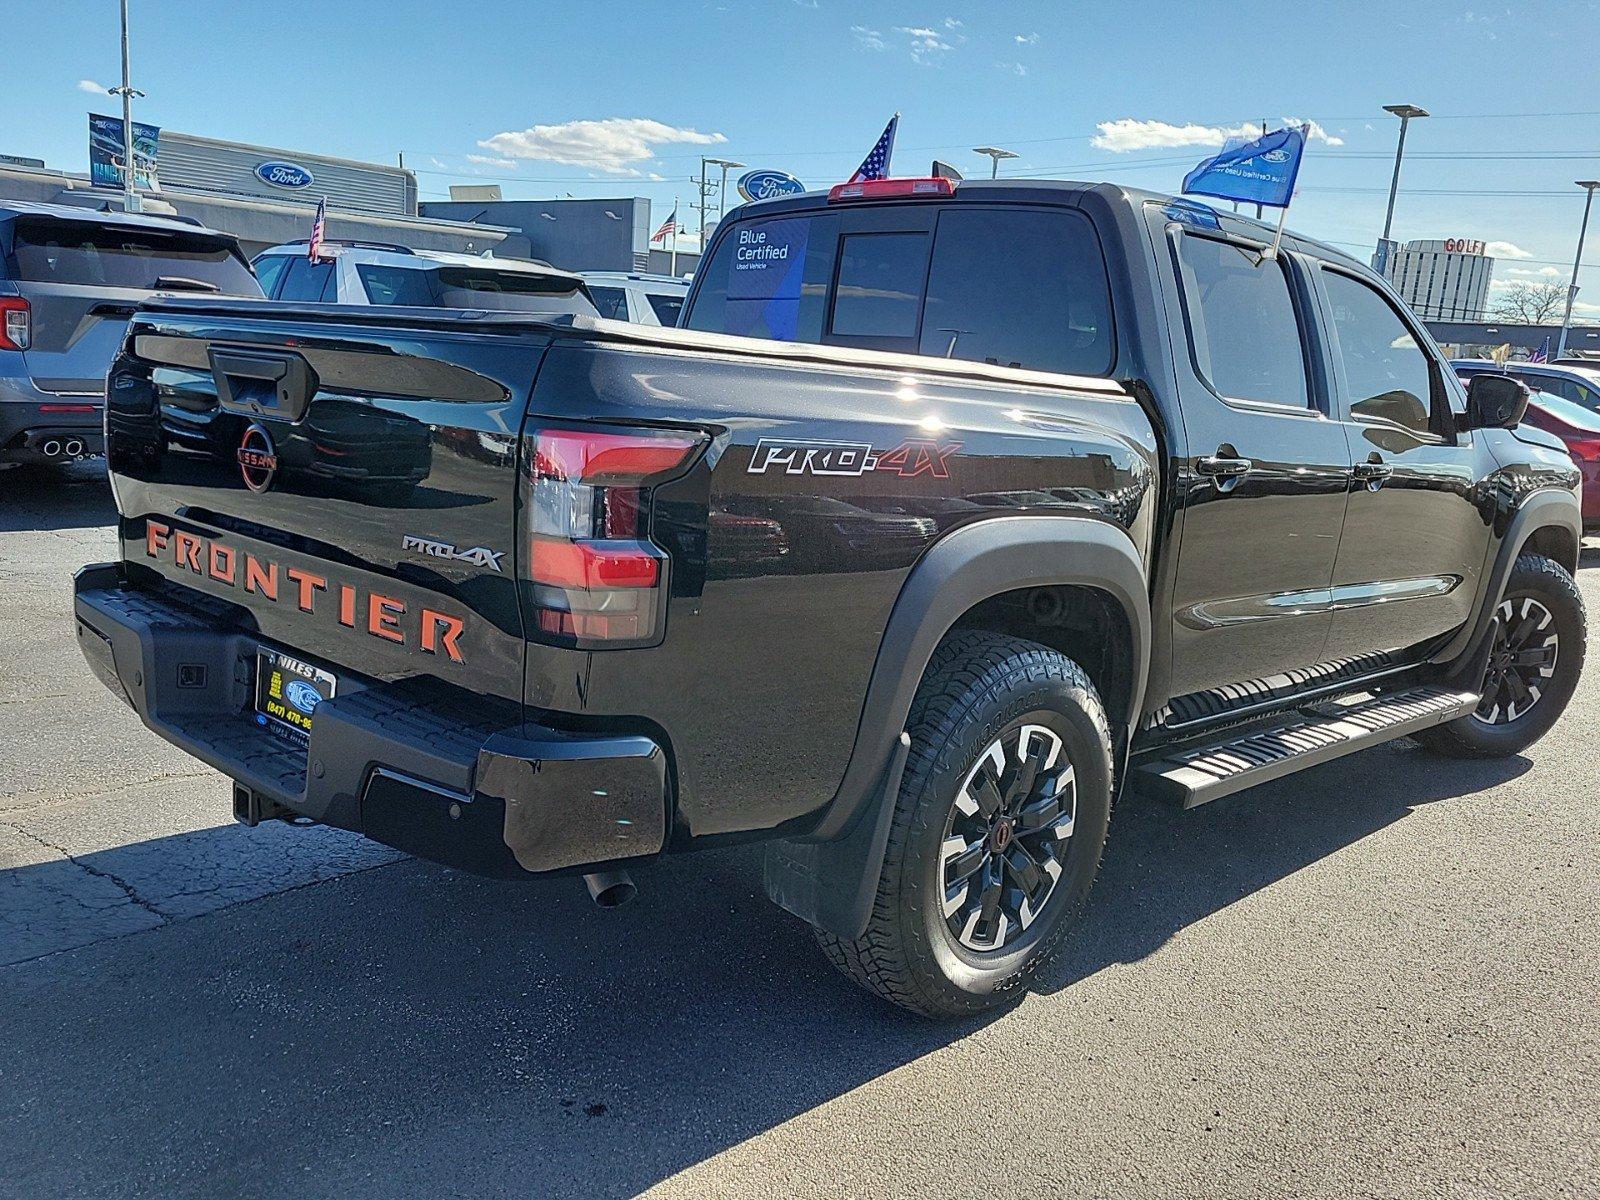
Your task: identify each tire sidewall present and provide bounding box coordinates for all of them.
[898,668,1111,1008]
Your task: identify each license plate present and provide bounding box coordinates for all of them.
[254,649,336,741]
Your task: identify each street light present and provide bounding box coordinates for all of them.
[106,0,145,213]
[1378,104,1429,259]
[1556,180,1600,360]
[972,146,1019,179]
[711,157,746,219]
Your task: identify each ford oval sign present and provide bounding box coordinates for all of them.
[737,169,805,203]
[255,160,315,190]
[284,680,323,716]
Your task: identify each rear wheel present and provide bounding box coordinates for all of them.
[1416,553,1585,759]
[814,631,1113,1019]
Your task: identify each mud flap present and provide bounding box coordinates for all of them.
[762,731,911,940]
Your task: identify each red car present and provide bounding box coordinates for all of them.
[1521,391,1600,530]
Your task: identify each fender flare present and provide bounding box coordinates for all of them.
[1431,488,1581,670]
[763,515,1152,939]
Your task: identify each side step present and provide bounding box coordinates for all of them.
[1131,686,1480,809]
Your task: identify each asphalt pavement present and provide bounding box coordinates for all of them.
[1,461,1596,1199]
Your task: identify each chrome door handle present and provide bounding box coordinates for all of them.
[1352,460,1394,483]
[1196,455,1253,478]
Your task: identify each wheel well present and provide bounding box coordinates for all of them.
[1522,524,1579,575]
[950,585,1135,734]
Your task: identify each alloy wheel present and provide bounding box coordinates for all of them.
[938,721,1076,953]
[1473,596,1559,725]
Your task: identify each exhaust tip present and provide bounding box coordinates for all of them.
[583,870,636,909]
[41,439,61,457]
[65,439,84,457]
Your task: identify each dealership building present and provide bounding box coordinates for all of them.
[1378,238,1496,322]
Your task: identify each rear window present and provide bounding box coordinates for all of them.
[9,217,258,295]
[1175,234,1309,408]
[588,285,630,320]
[645,291,683,326]
[356,263,439,307]
[685,204,1115,375]
[432,267,595,314]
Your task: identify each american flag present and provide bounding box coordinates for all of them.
[307,197,327,262]
[847,113,900,184]
[1528,335,1551,364]
[651,205,678,244]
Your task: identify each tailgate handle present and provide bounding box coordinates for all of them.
[208,347,316,422]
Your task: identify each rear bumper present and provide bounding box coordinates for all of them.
[1,377,104,463]
[73,564,668,878]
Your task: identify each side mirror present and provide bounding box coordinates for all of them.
[1464,373,1529,430]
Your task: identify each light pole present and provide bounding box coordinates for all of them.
[972,146,1018,179]
[107,0,145,212]
[1378,104,1428,260]
[1556,180,1600,360]
[711,157,745,220]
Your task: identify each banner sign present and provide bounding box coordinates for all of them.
[89,113,160,191]
[737,169,806,203]
[1181,126,1306,210]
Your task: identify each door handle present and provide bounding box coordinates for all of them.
[1352,459,1394,486]
[1196,455,1253,479]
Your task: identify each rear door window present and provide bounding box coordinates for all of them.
[1175,234,1310,408]
[252,254,292,299]
[275,256,338,302]
[9,218,258,294]
[919,208,1113,374]
[645,292,684,326]
[588,285,630,320]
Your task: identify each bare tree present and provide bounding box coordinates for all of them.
[1492,281,1566,324]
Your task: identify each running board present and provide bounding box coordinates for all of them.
[1132,686,1480,809]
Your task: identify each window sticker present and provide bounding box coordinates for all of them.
[724,218,811,340]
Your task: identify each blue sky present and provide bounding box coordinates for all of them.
[3,0,1599,313]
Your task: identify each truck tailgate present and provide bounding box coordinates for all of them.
[105,302,550,706]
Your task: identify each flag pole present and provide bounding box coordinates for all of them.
[670,198,678,276]
[1263,203,1289,261]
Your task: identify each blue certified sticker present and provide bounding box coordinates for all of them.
[284,679,323,715]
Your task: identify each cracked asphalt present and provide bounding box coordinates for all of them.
[2,461,1597,1200]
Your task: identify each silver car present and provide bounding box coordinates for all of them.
[0,201,260,466]
[581,271,689,327]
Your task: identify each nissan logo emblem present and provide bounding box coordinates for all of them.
[237,422,279,492]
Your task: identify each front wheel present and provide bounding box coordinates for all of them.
[1415,553,1586,759]
[814,631,1113,1019]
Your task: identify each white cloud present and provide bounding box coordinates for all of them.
[1486,240,1533,260]
[1014,32,1039,44]
[1091,116,1343,152]
[429,157,449,169]
[77,79,106,94]
[943,17,962,28]
[1508,265,1562,277]
[895,24,954,62]
[479,117,725,175]
[852,24,886,50]
[466,154,515,169]
[998,61,1027,76]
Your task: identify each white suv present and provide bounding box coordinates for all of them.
[252,242,599,317]
[580,272,689,327]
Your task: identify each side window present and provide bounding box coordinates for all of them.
[918,208,1114,375]
[276,256,337,303]
[1322,270,1438,437]
[645,292,684,326]
[588,286,630,320]
[356,264,437,307]
[252,255,291,299]
[1174,235,1310,407]
[829,232,929,342]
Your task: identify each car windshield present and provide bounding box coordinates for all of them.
[1531,392,1600,431]
[9,217,259,293]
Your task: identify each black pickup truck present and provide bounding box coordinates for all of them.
[75,178,1586,1018]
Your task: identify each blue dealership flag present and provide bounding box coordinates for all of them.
[847,113,900,183]
[1181,125,1307,210]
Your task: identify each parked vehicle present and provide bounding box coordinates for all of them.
[1455,360,1600,529]
[1,201,259,467]
[581,271,689,326]
[251,241,598,317]
[77,179,1585,1018]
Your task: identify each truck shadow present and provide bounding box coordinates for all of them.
[0,739,1528,1199]
[0,461,117,533]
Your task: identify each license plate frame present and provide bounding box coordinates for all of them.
[254,648,337,742]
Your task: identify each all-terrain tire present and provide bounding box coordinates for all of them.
[815,630,1114,1019]
[1415,553,1586,759]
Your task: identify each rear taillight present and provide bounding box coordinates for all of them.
[828,177,955,203]
[522,426,706,648]
[0,297,30,351]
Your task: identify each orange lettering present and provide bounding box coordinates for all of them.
[285,567,326,613]
[145,520,170,559]
[338,585,356,628]
[368,593,405,643]
[420,609,465,663]
[243,555,278,599]
[207,543,237,585]
[172,531,202,573]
